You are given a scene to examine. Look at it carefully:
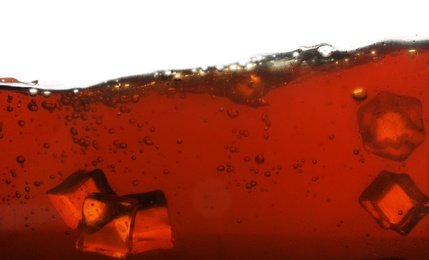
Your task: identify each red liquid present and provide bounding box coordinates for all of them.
[1,42,429,259]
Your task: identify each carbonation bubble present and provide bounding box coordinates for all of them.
[317,45,334,58]
[16,155,25,163]
[216,166,225,172]
[227,109,239,118]
[42,101,57,112]
[28,88,38,96]
[311,160,318,165]
[407,49,417,59]
[27,100,38,112]
[216,64,224,72]
[143,136,154,146]
[352,88,368,101]
[254,153,264,164]
[70,127,78,136]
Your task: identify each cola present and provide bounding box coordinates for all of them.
[1,41,429,259]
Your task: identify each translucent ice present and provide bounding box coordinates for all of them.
[359,170,429,235]
[77,193,138,258]
[46,169,115,229]
[357,91,425,161]
[125,190,173,254]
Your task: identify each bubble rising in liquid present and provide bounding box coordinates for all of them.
[317,44,334,58]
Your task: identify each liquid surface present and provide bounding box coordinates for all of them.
[1,41,429,259]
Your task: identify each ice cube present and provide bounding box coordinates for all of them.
[359,170,429,235]
[77,193,138,258]
[357,91,425,161]
[124,190,173,254]
[46,169,116,229]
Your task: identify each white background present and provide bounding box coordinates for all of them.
[1,0,428,88]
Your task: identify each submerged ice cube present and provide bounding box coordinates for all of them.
[46,169,115,229]
[359,171,429,235]
[357,91,425,161]
[125,190,173,254]
[77,193,138,258]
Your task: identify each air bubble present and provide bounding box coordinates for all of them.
[227,109,239,118]
[143,136,154,146]
[215,64,224,72]
[70,127,78,136]
[407,49,417,59]
[27,100,39,112]
[229,146,238,153]
[237,57,249,67]
[216,166,225,172]
[311,160,317,165]
[252,55,264,62]
[41,101,57,111]
[42,91,51,97]
[352,88,368,101]
[254,153,264,164]
[16,155,25,164]
[318,45,334,57]
[29,88,38,96]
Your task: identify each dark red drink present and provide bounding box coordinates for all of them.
[1,41,429,259]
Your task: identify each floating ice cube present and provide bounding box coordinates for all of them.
[357,91,425,161]
[77,193,138,258]
[359,170,429,235]
[46,169,115,229]
[124,190,173,254]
